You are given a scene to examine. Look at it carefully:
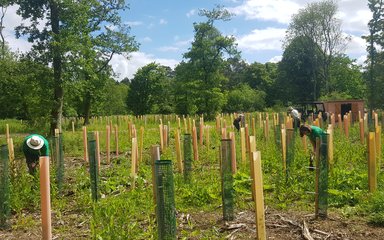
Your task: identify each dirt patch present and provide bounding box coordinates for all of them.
[178,208,384,239]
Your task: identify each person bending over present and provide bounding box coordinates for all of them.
[299,124,326,170]
[22,134,50,175]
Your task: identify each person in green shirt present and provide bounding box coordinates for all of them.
[22,134,50,175]
[299,124,326,171]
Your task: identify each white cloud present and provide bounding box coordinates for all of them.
[2,5,33,53]
[186,9,196,18]
[229,0,301,24]
[236,27,286,51]
[110,52,179,80]
[356,55,367,66]
[338,0,371,34]
[269,55,282,63]
[158,46,179,52]
[125,21,143,26]
[345,34,367,55]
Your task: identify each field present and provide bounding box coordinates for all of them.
[1,114,384,240]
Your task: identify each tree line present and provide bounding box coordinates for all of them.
[0,1,381,132]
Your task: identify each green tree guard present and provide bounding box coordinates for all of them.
[275,123,281,149]
[88,139,99,202]
[286,128,295,183]
[183,134,192,182]
[318,133,329,218]
[56,133,64,193]
[0,145,10,228]
[155,160,177,240]
[221,139,234,221]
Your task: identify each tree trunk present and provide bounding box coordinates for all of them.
[0,7,6,58]
[49,1,63,135]
[83,91,91,126]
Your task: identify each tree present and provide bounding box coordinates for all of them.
[326,55,365,99]
[127,63,174,115]
[15,0,138,133]
[174,5,239,119]
[0,51,53,122]
[286,0,349,96]
[223,84,266,113]
[364,0,384,109]
[222,57,248,89]
[0,1,12,58]
[277,36,323,104]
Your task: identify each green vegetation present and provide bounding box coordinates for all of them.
[1,115,384,238]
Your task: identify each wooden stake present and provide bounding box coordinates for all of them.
[229,132,237,175]
[375,126,381,169]
[252,151,266,240]
[159,124,164,152]
[95,131,100,171]
[39,156,52,240]
[344,115,349,138]
[139,126,144,164]
[249,136,256,200]
[281,127,286,170]
[199,120,204,146]
[7,138,14,163]
[245,124,250,154]
[359,119,364,144]
[82,126,88,162]
[106,125,110,164]
[368,132,377,192]
[114,125,119,157]
[221,127,227,139]
[5,124,9,140]
[131,137,137,189]
[192,125,199,161]
[252,117,256,137]
[151,145,160,204]
[240,127,246,164]
[175,129,183,173]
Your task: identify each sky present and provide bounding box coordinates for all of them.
[2,0,371,80]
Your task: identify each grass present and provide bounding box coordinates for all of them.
[1,113,384,238]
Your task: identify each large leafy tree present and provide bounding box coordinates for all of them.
[277,36,322,104]
[364,0,384,109]
[15,0,138,133]
[174,5,239,119]
[223,84,266,113]
[127,63,174,115]
[0,48,53,121]
[286,0,349,96]
[326,55,365,99]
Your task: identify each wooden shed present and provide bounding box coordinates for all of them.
[322,99,364,122]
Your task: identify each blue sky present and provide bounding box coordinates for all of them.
[3,0,371,80]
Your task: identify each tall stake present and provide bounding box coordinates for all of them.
[40,156,52,240]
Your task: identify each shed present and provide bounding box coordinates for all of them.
[322,99,364,122]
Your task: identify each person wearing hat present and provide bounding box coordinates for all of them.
[299,124,326,170]
[233,113,245,131]
[22,134,50,175]
[288,106,300,128]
